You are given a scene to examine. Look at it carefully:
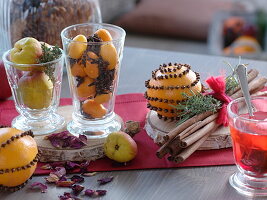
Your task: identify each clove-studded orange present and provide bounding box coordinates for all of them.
[145,63,202,120]
[0,127,38,190]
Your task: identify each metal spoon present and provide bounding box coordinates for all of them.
[235,64,254,116]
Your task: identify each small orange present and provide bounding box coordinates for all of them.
[68,34,87,59]
[82,99,107,119]
[71,61,87,77]
[95,29,113,42]
[0,127,38,188]
[100,44,118,70]
[76,76,96,98]
[94,93,112,104]
[84,52,99,79]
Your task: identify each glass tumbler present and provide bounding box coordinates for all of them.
[228,96,267,197]
[61,23,126,138]
[2,49,65,135]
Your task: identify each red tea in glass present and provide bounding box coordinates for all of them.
[228,97,267,197]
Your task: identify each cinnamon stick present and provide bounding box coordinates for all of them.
[180,114,218,140]
[174,123,220,163]
[156,145,170,159]
[163,111,213,142]
[180,120,218,148]
[178,122,202,139]
[157,112,213,158]
[252,91,267,97]
[231,77,267,99]
[168,139,182,155]
[156,138,182,158]
[227,69,258,95]
[247,69,259,82]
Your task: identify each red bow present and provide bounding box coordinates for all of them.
[206,76,232,126]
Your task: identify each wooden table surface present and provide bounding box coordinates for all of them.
[2,47,267,200]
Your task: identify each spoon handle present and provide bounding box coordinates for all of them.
[235,64,254,116]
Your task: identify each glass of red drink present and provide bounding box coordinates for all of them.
[228,96,267,197]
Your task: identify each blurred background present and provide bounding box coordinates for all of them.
[110,0,267,60]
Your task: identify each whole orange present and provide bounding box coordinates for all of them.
[0,127,38,190]
[145,63,202,120]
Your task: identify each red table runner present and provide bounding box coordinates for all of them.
[0,93,234,174]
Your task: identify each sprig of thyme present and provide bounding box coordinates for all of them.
[224,61,239,94]
[37,43,62,83]
[172,91,221,125]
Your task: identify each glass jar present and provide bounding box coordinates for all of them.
[2,47,65,135]
[61,23,126,138]
[0,0,102,57]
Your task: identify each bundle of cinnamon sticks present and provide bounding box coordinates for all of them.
[156,69,267,163]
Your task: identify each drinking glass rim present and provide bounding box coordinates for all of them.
[61,23,126,45]
[227,96,267,123]
[2,48,64,67]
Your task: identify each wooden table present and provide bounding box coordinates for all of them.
[2,47,267,200]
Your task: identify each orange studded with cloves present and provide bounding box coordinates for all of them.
[0,127,38,190]
[145,63,202,120]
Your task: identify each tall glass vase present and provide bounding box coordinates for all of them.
[61,23,126,138]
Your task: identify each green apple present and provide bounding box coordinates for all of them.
[18,71,53,109]
[10,37,42,65]
[104,131,138,163]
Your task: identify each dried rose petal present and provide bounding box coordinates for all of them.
[71,184,84,195]
[97,176,114,185]
[40,164,52,170]
[82,172,97,177]
[80,160,90,173]
[78,134,87,143]
[52,167,66,178]
[46,131,87,149]
[84,189,107,197]
[59,175,67,181]
[46,131,71,140]
[84,189,95,197]
[50,138,61,148]
[70,175,84,183]
[29,182,48,193]
[96,190,107,196]
[59,192,81,200]
[69,137,86,149]
[50,161,66,169]
[56,180,75,187]
[65,161,80,170]
[45,173,59,183]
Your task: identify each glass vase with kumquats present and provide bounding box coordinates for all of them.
[61,23,126,138]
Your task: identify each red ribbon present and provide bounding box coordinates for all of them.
[206,76,232,126]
